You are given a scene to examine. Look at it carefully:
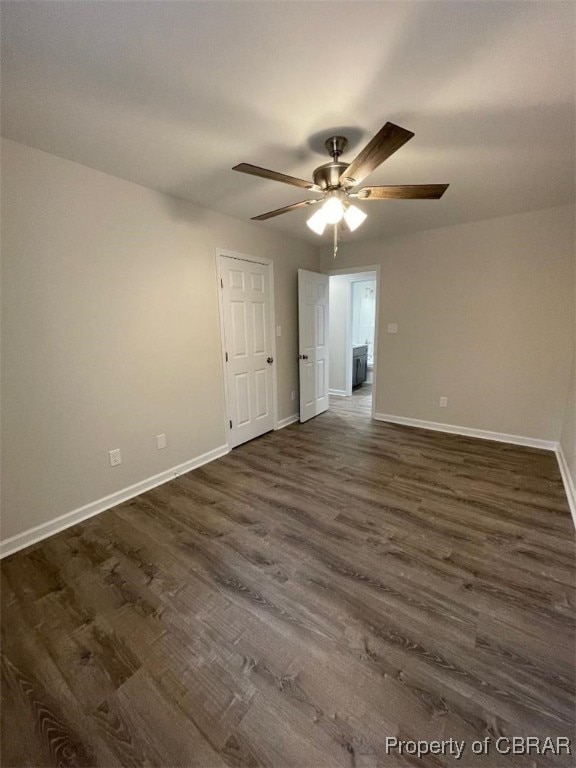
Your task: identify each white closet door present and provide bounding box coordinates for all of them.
[221,256,275,447]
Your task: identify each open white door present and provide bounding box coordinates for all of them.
[298,269,329,422]
[220,255,275,448]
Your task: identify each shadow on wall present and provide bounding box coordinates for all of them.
[161,194,215,225]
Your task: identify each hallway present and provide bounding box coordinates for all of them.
[329,383,373,420]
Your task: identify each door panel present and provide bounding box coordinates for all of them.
[250,271,264,292]
[304,304,315,347]
[254,369,269,417]
[220,256,275,447]
[231,302,248,356]
[317,358,326,399]
[302,360,314,408]
[316,304,326,346]
[298,269,329,422]
[235,374,250,425]
[252,302,266,354]
[230,269,244,289]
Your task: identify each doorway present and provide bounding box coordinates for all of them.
[217,251,277,448]
[328,267,379,417]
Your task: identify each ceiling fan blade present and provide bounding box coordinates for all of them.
[251,199,319,221]
[233,163,317,190]
[339,122,414,187]
[355,184,449,200]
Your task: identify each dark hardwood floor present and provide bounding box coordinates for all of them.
[2,389,575,767]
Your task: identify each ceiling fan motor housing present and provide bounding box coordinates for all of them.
[312,161,350,191]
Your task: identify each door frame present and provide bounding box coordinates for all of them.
[326,264,381,420]
[215,249,278,450]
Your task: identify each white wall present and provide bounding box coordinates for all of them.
[351,279,376,361]
[328,275,349,395]
[321,206,575,443]
[1,139,318,543]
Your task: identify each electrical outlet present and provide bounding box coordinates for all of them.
[156,433,167,450]
[440,396,448,407]
[276,326,282,337]
[387,323,398,334]
[291,390,295,400]
[109,448,122,467]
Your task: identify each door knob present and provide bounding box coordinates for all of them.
[267,357,274,364]
[299,354,309,360]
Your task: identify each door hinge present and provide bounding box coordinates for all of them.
[225,352,228,362]
[229,420,233,429]
[220,278,224,289]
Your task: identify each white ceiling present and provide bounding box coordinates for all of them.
[2,1,574,244]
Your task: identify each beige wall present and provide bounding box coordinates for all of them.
[1,139,318,541]
[321,205,575,442]
[3,139,573,544]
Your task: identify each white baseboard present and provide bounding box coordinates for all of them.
[0,444,230,559]
[276,413,299,429]
[4,416,573,558]
[374,412,575,529]
[329,389,347,397]
[373,413,558,451]
[556,445,576,529]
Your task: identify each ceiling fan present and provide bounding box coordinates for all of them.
[233,121,449,251]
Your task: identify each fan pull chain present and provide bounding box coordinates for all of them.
[333,222,338,259]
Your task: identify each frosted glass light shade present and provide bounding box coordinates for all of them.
[322,196,344,224]
[307,199,367,235]
[306,207,327,235]
[343,204,367,231]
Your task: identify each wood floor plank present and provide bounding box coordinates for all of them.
[116,670,228,767]
[1,576,121,767]
[1,386,574,767]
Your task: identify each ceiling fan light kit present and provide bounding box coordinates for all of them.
[233,121,449,256]
[343,204,367,232]
[306,199,367,236]
[322,194,345,224]
[306,207,328,236]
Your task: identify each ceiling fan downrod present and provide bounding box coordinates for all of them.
[333,222,338,259]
